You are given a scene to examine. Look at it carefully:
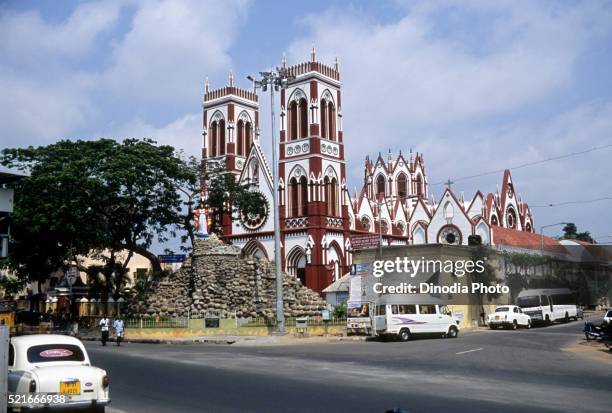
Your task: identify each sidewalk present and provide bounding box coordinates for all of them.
[80,333,368,346]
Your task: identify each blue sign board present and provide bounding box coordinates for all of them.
[158,254,186,263]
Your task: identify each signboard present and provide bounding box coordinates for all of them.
[349,276,363,302]
[350,234,381,250]
[158,254,186,263]
[321,309,331,321]
[66,266,79,286]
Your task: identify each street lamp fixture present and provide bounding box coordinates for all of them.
[540,222,570,254]
[247,67,295,335]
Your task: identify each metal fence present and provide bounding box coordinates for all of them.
[79,315,188,329]
[240,317,347,328]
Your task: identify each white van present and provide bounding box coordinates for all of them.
[516,288,579,325]
[373,295,460,341]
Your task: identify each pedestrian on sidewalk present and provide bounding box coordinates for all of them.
[113,316,125,346]
[99,315,110,346]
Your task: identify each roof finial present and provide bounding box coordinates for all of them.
[204,77,209,94]
[281,52,287,68]
[311,45,316,62]
[228,69,234,87]
[334,56,339,71]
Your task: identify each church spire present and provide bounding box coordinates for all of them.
[311,45,316,62]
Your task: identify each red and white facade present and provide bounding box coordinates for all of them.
[202,51,535,293]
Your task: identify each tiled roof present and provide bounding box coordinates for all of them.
[492,226,568,255]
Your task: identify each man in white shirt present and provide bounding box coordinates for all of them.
[113,317,125,346]
[99,316,110,346]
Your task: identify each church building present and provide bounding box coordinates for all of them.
[201,50,535,293]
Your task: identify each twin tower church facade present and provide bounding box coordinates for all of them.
[201,50,535,293]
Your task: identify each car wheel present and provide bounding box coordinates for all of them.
[526,320,531,329]
[564,312,569,323]
[398,328,411,342]
[545,315,551,325]
[512,320,518,330]
[489,324,497,330]
[448,326,458,338]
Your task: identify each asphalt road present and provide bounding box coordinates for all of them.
[85,317,611,413]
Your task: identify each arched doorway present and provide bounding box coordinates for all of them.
[286,247,307,285]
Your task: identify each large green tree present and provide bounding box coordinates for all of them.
[1,139,196,299]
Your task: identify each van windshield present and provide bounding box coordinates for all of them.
[495,307,509,312]
[517,296,540,308]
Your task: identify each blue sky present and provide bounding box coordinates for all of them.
[1,0,612,248]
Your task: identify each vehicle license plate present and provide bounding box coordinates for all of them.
[60,380,81,395]
[495,316,500,320]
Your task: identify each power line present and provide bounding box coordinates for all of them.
[530,196,612,208]
[430,143,612,186]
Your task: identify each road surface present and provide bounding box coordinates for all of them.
[86,317,612,413]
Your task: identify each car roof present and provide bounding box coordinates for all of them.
[10,334,84,347]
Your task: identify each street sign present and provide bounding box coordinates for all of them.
[350,234,380,250]
[66,266,79,286]
[158,254,186,263]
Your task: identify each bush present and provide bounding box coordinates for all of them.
[333,301,347,318]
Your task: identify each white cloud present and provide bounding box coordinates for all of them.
[287,1,612,232]
[104,0,249,103]
[114,112,202,158]
[0,0,248,148]
[288,1,612,158]
[0,1,121,61]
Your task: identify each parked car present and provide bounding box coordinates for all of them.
[604,308,612,325]
[487,305,531,329]
[8,334,110,412]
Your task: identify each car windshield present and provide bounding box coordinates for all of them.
[27,344,85,364]
[606,310,612,318]
[495,307,509,312]
[517,296,540,308]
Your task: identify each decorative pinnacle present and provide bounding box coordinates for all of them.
[204,77,209,93]
[311,45,316,62]
[228,70,234,87]
[334,56,339,71]
[281,52,287,68]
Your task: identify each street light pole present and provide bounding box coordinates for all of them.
[247,68,294,334]
[540,222,570,254]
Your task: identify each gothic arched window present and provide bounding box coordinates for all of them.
[289,101,298,140]
[210,121,218,156]
[289,178,299,217]
[397,173,408,198]
[329,178,338,216]
[299,176,308,216]
[327,102,336,141]
[218,120,226,155]
[245,122,252,154]
[237,120,244,156]
[376,175,386,196]
[299,98,308,139]
[320,100,328,139]
[415,174,423,197]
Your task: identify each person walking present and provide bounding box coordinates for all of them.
[113,317,125,346]
[99,315,110,346]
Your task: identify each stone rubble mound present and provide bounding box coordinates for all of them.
[130,235,326,318]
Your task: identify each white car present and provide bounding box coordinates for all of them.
[604,308,612,325]
[8,334,110,412]
[488,305,531,329]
